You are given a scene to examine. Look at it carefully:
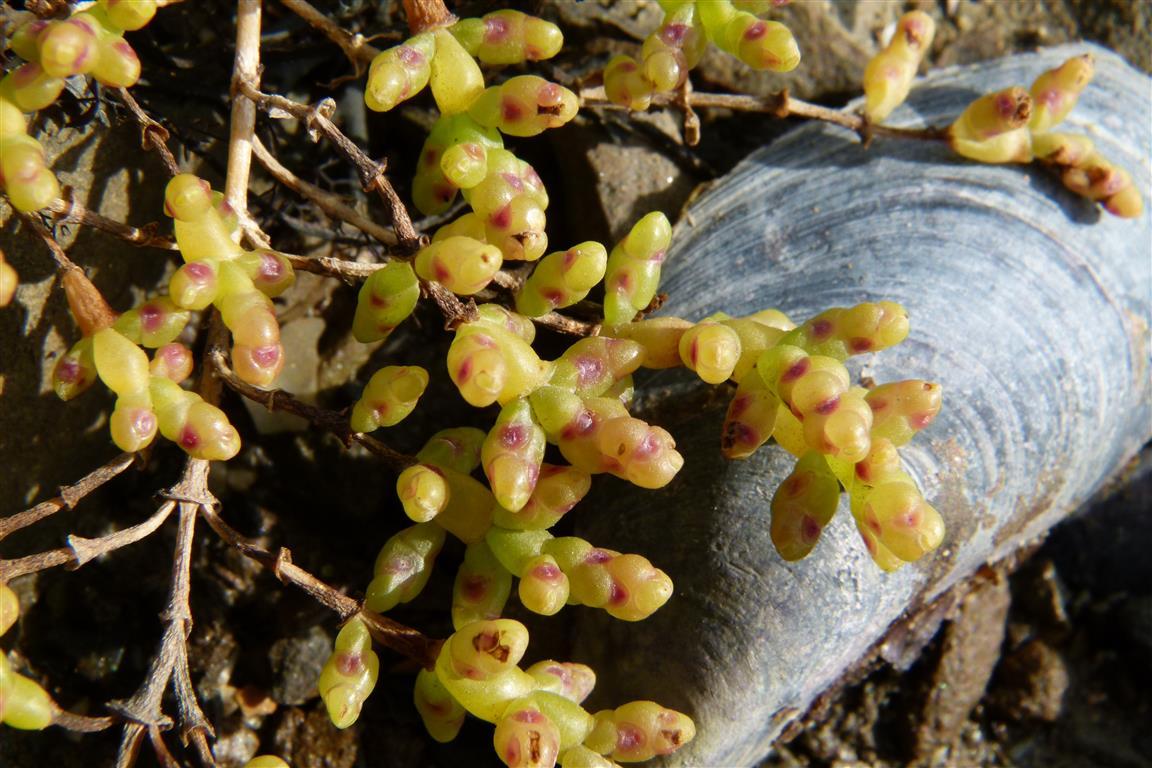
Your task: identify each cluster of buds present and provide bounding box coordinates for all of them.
[164,174,296,386]
[947,54,1142,217]
[424,619,694,765]
[1,582,55,731]
[365,9,562,115]
[861,11,936,122]
[364,8,577,282]
[1,2,157,212]
[607,300,944,570]
[410,126,563,270]
[604,0,800,110]
[51,263,240,460]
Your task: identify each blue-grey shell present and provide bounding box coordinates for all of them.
[571,44,1151,766]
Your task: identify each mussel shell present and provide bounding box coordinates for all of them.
[572,44,1150,766]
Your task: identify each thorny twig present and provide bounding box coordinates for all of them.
[206,344,415,473]
[197,502,440,668]
[236,82,421,250]
[0,453,137,542]
[109,461,215,768]
[47,196,178,250]
[579,86,948,145]
[0,500,176,582]
[280,0,380,68]
[251,135,398,247]
[116,88,180,177]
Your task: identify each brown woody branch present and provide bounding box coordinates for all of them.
[0,452,137,542]
[205,345,416,473]
[47,196,178,250]
[279,0,380,66]
[237,82,421,251]
[116,88,180,177]
[251,136,398,247]
[579,86,948,145]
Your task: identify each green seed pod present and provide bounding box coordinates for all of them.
[451,10,563,65]
[0,63,66,113]
[414,236,503,296]
[493,464,591,531]
[493,697,562,767]
[435,640,536,723]
[1029,54,1094,132]
[53,337,98,401]
[429,28,485,115]
[397,464,450,523]
[866,380,943,446]
[445,619,530,681]
[525,660,596,704]
[468,76,579,138]
[948,88,1034,164]
[518,554,570,616]
[517,242,608,318]
[99,0,158,31]
[721,368,780,460]
[604,701,696,763]
[486,527,553,577]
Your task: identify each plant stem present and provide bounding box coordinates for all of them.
[0,453,137,542]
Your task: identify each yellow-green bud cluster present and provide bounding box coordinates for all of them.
[418,619,694,765]
[1,583,55,731]
[1,94,58,213]
[947,54,1141,217]
[366,10,562,115]
[1,4,157,211]
[51,287,239,459]
[605,300,942,569]
[165,174,296,387]
[861,11,936,122]
[604,0,798,110]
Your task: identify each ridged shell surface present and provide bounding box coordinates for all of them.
[572,44,1151,767]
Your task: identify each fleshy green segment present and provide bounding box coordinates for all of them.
[602,212,672,325]
[862,11,936,122]
[318,617,379,729]
[353,262,421,343]
[351,366,429,433]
